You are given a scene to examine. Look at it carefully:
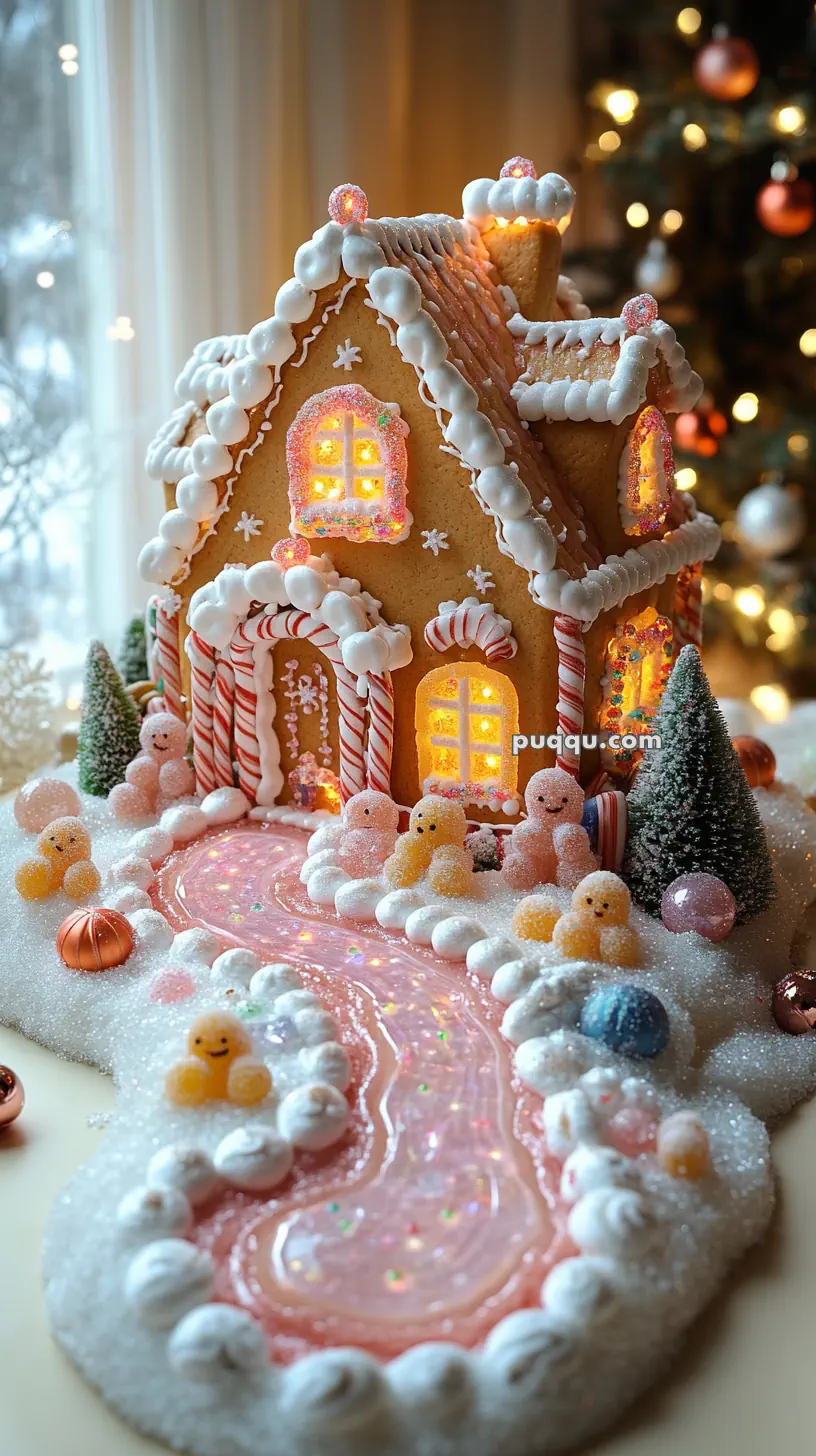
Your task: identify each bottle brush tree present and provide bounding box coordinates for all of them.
[624,645,775,923]
[77,640,142,796]
[117,613,149,685]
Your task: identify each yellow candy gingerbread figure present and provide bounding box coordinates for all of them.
[165,1011,272,1108]
[551,871,641,966]
[384,796,474,897]
[15,816,101,903]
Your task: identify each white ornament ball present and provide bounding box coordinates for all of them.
[735,482,807,559]
[633,238,681,301]
[127,908,175,952]
[160,804,208,844]
[168,1303,269,1381]
[124,1239,215,1328]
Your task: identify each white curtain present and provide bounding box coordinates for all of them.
[71,0,577,643]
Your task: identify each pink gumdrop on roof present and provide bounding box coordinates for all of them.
[270,537,310,568]
[328,183,369,226]
[621,293,659,333]
[500,156,538,180]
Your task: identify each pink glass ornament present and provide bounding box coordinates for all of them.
[772,970,816,1034]
[149,966,197,1005]
[0,1064,24,1127]
[661,872,736,942]
[14,777,81,833]
[621,293,659,333]
[607,1105,658,1156]
[270,537,310,568]
[328,183,369,225]
[500,155,538,180]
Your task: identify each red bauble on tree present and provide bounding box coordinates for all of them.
[756,172,815,237]
[673,394,728,457]
[693,28,759,101]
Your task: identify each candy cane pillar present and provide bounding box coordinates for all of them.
[153,600,184,720]
[553,613,586,779]
[186,632,217,797]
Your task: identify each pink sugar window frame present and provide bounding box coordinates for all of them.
[286,383,411,544]
[617,403,675,537]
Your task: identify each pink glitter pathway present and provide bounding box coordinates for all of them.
[156,825,566,1360]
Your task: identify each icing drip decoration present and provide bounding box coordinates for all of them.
[286,384,411,544]
[424,598,518,663]
[556,274,591,321]
[617,405,675,536]
[281,659,301,760]
[553,615,586,778]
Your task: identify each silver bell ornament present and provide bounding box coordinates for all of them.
[634,239,681,301]
[735,482,806,559]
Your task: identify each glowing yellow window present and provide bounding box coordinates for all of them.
[600,606,673,778]
[286,384,411,544]
[416,663,519,809]
[617,404,674,535]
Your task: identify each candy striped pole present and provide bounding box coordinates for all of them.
[229,627,262,802]
[212,653,236,787]
[186,632,217,796]
[154,600,184,720]
[553,613,586,779]
[366,672,395,795]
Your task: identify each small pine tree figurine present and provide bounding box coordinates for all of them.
[624,645,775,924]
[466,824,501,872]
[77,640,142,796]
[118,613,149,685]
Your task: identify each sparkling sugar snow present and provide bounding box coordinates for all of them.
[2,766,816,1456]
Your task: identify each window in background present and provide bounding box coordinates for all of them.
[0,0,90,690]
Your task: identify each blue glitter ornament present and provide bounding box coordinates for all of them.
[579,983,670,1059]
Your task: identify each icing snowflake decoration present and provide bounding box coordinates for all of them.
[421,529,450,556]
[333,338,362,372]
[295,677,319,712]
[467,563,494,594]
[234,512,263,542]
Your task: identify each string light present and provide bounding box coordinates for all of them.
[605,88,639,124]
[598,130,621,152]
[788,432,809,458]
[660,208,684,234]
[682,123,707,151]
[58,43,78,59]
[732,392,759,422]
[61,58,79,76]
[36,271,55,289]
[773,104,807,136]
[106,314,135,342]
[734,586,765,618]
[626,201,649,228]
[749,684,790,722]
[674,467,697,490]
[676,7,702,34]
[767,608,798,651]
[799,328,816,356]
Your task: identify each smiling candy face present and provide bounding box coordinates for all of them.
[525,768,585,826]
[37,816,91,868]
[342,790,400,834]
[408,796,467,848]
[140,712,187,761]
[187,1011,253,1064]
[571,870,632,926]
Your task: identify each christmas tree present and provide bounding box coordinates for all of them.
[117,614,149,685]
[571,3,816,697]
[624,645,775,921]
[77,641,142,797]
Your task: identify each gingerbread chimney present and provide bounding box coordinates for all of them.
[461,158,573,321]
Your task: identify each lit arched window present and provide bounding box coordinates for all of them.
[286,384,411,544]
[600,606,673,778]
[617,405,674,536]
[416,662,519,809]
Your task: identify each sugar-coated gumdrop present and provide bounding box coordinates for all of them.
[63,860,102,902]
[109,783,153,822]
[328,182,368,225]
[159,758,196,798]
[428,844,473,897]
[512,895,561,942]
[165,1011,271,1108]
[503,768,587,891]
[552,914,600,960]
[657,1112,710,1180]
[338,790,399,878]
[14,777,80,833]
[660,872,736,942]
[621,293,659,332]
[598,924,641,968]
[607,1105,659,1157]
[126,756,160,795]
[149,967,197,1005]
[140,712,188,762]
[227,1058,273,1107]
[165,1059,211,1108]
[15,856,57,901]
[570,871,632,927]
[553,823,598,890]
[500,155,538,180]
[580,983,670,1059]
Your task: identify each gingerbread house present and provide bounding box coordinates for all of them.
[138,159,719,823]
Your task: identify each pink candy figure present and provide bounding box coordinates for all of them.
[502,768,597,892]
[109,712,195,822]
[338,790,400,879]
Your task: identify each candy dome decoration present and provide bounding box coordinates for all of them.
[0,1064,24,1127]
[57,907,134,972]
[660,872,736,942]
[14,777,81,832]
[772,970,816,1034]
[579,984,670,1060]
[270,537,310,568]
[328,183,368,226]
[731,735,776,789]
[620,293,659,334]
[500,156,538,180]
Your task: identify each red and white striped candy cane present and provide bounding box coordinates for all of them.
[424,603,517,663]
[366,672,395,795]
[674,562,703,650]
[212,653,236,787]
[154,600,183,720]
[185,631,217,797]
[554,613,586,778]
[229,626,263,802]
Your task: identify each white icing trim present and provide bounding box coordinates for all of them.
[145,401,198,483]
[556,274,590,321]
[461,173,575,231]
[509,311,703,427]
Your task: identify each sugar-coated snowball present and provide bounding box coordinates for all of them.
[298,1040,352,1092]
[560,1146,640,1206]
[293,1006,336,1047]
[138,536,184,585]
[127,908,175,951]
[168,1303,269,1381]
[375,888,425,930]
[481,1308,577,1393]
[543,1088,600,1159]
[109,855,156,891]
[568,1187,660,1259]
[125,1239,215,1329]
[160,804,208,844]
[277,1082,349,1151]
[430,916,485,961]
[104,885,152,915]
[213,1125,293,1191]
[541,1255,620,1329]
[146,1145,221,1206]
[334,878,382,922]
[211,947,262,988]
[515,1030,597,1097]
[490,959,539,1005]
[127,826,174,867]
[171,927,222,967]
[279,1348,386,1430]
[306,821,344,857]
[199,787,250,825]
[466,935,519,979]
[307,865,349,905]
[387,1342,474,1413]
[404,905,451,946]
[249,963,302,1001]
[117,1185,192,1241]
[300,847,342,883]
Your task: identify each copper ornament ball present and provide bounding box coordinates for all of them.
[57,906,134,972]
[772,971,816,1034]
[732,734,776,789]
[0,1065,24,1127]
[692,35,760,102]
[756,178,815,238]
